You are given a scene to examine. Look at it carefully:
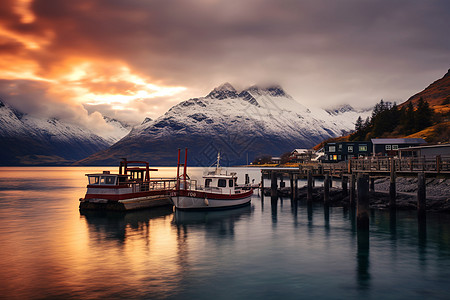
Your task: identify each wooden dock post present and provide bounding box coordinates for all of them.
[342,175,348,197]
[245,174,250,185]
[350,174,356,208]
[324,173,330,205]
[260,171,265,192]
[417,173,426,218]
[271,171,277,199]
[289,173,294,198]
[369,177,375,192]
[357,173,370,229]
[294,174,298,199]
[307,170,313,202]
[390,159,396,208]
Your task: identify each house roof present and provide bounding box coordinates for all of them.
[292,149,309,154]
[371,138,426,145]
[398,143,450,151]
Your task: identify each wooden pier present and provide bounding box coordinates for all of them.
[261,156,450,225]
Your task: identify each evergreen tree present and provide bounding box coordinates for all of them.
[403,101,415,134]
[355,116,363,131]
[414,97,433,131]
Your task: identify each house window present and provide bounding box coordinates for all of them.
[338,144,342,151]
[385,145,392,150]
[329,146,336,152]
[218,179,227,187]
[348,146,353,153]
[392,145,398,150]
[359,145,367,152]
[338,155,341,160]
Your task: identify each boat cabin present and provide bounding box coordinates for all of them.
[86,171,128,186]
[203,173,238,194]
[86,159,158,187]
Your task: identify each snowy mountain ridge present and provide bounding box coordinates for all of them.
[79,83,372,166]
[0,99,111,165]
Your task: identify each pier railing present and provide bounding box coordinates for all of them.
[349,155,450,174]
[263,155,450,178]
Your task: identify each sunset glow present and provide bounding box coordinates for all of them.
[0,0,449,129]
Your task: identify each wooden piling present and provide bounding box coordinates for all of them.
[260,171,264,191]
[279,174,285,188]
[417,173,426,218]
[307,170,313,202]
[289,174,294,198]
[357,173,370,229]
[349,174,356,208]
[245,174,250,185]
[369,177,375,192]
[342,175,348,197]
[389,159,396,208]
[324,173,330,205]
[271,171,277,199]
[294,174,298,199]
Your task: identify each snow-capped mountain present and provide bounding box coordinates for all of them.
[102,116,133,143]
[78,83,372,166]
[0,100,110,165]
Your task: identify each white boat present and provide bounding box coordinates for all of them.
[171,150,253,210]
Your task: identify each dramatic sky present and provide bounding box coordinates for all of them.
[1,0,449,134]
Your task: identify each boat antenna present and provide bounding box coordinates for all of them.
[217,152,221,169]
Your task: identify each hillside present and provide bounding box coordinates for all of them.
[345,69,450,143]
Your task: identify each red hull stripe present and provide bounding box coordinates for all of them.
[87,184,129,189]
[85,190,170,201]
[175,189,253,200]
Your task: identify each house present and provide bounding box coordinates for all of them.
[271,157,282,164]
[398,143,450,158]
[371,138,426,157]
[290,149,316,162]
[323,141,372,162]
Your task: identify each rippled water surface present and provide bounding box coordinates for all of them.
[1,167,450,299]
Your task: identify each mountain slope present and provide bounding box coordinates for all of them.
[0,100,111,165]
[78,84,370,166]
[405,69,450,109]
[345,69,450,143]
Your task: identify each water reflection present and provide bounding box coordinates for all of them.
[356,228,371,290]
[2,167,450,299]
[173,204,252,235]
[80,206,174,244]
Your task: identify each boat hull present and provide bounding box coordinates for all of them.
[79,190,172,211]
[171,189,253,210]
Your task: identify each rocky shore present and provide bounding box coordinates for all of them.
[263,178,450,213]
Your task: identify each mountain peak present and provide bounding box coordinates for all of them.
[325,104,355,115]
[243,84,287,97]
[141,117,153,125]
[206,82,238,100]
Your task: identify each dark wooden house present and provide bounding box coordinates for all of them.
[323,141,372,162]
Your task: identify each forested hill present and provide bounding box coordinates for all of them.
[323,69,450,145]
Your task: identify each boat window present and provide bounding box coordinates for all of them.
[205,179,212,187]
[100,176,116,185]
[89,176,99,185]
[218,179,227,187]
[229,179,234,187]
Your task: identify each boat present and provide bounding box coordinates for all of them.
[170,149,253,210]
[79,159,177,211]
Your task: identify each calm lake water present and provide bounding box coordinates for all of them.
[1,167,450,299]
